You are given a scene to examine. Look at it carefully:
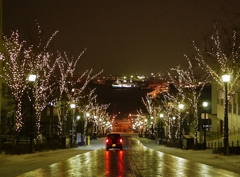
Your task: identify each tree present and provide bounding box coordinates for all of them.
[171,59,210,144]
[153,66,189,146]
[77,88,109,136]
[193,24,240,93]
[0,31,32,132]
[55,50,86,135]
[142,95,154,116]
[192,24,240,153]
[25,27,59,140]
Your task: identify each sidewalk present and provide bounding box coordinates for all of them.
[134,136,240,175]
[0,137,105,166]
[0,138,106,177]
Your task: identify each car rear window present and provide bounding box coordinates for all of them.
[108,134,120,139]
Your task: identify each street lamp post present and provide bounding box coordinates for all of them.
[179,103,184,149]
[203,102,208,150]
[222,74,230,155]
[159,113,164,145]
[86,113,90,136]
[151,116,154,139]
[172,116,176,141]
[77,115,80,134]
[70,103,76,148]
[94,116,97,140]
[50,101,55,149]
[102,121,106,135]
[144,118,147,138]
[86,112,90,145]
[28,74,36,153]
[76,115,80,145]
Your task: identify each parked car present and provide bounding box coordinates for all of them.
[105,133,123,150]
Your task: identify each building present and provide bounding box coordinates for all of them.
[208,78,240,143]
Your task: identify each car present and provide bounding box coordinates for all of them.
[105,133,123,150]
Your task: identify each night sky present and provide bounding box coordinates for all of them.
[2,0,239,76]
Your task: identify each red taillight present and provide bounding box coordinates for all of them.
[119,138,123,143]
[106,138,109,143]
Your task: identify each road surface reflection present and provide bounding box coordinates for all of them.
[105,150,125,177]
[18,137,239,177]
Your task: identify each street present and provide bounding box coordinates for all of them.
[12,136,239,177]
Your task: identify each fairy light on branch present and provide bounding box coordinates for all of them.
[0,30,31,132]
[55,50,86,135]
[180,56,210,143]
[142,95,154,116]
[190,24,240,146]
[56,48,103,135]
[193,24,240,93]
[26,25,59,140]
[164,66,188,140]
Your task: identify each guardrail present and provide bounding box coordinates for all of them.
[207,140,240,155]
[0,136,70,155]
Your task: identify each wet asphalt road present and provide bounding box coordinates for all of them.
[18,136,239,177]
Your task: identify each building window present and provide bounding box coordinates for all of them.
[238,93,240,115]
[238,106,240,115]
[233,103,237,114]
[229,103,232,113]
[218,90,224,106]
[233,95,237,114]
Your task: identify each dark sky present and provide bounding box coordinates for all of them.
[2,0,239,76]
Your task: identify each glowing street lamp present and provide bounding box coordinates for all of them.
[222,74,230,155]
[179,103,184,110]
[28,74,37,82]
[222,74,230,83]
[70,103,76,109]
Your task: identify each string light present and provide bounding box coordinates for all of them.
[0,24,107,142]
[76,88,110,135]
[0,31,30,131]
[55,48,103,135]
[189,23,240,143]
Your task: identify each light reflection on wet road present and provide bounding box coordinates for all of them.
[18,136,239,177]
